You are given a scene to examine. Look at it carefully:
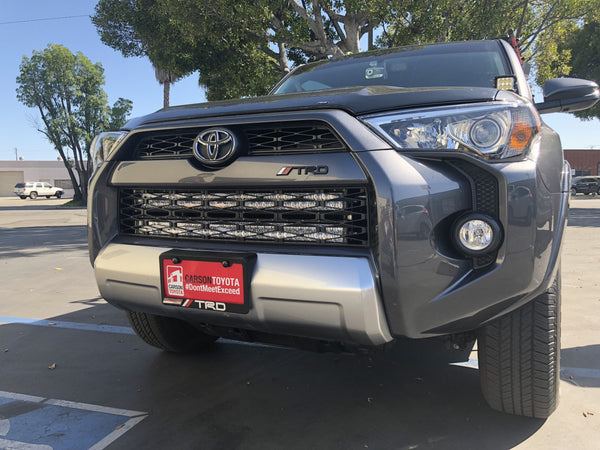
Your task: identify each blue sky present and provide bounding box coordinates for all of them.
[2,0,600,161]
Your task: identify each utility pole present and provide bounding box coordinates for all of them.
[14,147,18,161]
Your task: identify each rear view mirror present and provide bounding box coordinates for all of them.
[536,78,600,114]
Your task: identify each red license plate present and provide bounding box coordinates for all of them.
[160,254,249,314]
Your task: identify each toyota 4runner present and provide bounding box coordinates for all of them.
[88,40,599,418]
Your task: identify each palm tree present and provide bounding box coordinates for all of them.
[154,64,180,108]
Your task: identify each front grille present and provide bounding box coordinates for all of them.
[245,124,346,154]
[133,122,347,160]
[119,187,370,246]
[135,131,197,159]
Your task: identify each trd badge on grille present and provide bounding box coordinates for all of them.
[193,128,238,166]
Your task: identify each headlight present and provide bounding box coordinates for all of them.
[91,131,128,168]
[362,103,540,160]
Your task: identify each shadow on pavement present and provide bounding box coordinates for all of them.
[0,202,78,212]
[567,207,600,227]
[1,304,546,450]
[562,345,600,388]
[0,225,87,257]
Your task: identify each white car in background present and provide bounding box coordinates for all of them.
[14,182,64,199]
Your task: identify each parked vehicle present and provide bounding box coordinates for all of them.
[571,176,600,195]
[14,182,64,199]
[88,39,599,418]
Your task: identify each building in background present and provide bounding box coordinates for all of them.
[564,149,600,176]
[0,160,75,197]
[2,149,599,196]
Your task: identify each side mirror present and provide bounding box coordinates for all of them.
[536,78,599,114]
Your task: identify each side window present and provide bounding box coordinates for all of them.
[43,183,52,188]
[35,183,43,188]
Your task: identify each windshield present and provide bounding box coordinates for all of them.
[273,41,510,95]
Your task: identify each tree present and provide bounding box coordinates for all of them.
[92,0,388,100]
[93,1,600,101]
[16,44,133,204]
[154,64,180,108]
[381,0,600,79]
[556,21,600,120]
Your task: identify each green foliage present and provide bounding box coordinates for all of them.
[109,97,134,129]
[562,21,600,120]
[92,0,600,104]
[92,0,388,100]
[16,44,133,203]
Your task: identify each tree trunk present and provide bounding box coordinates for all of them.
[163,82,170,108]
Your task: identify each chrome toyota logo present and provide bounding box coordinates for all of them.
[193,128,238,166]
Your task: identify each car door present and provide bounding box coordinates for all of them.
[42,183,53,195]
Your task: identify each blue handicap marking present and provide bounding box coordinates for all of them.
[0,391,146,450]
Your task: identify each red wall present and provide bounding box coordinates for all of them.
[564,149,600,176]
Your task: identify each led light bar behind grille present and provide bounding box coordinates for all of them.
[119,187,370,246]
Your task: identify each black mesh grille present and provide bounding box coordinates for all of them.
[245,124,346,154]
[133,122,347,160]
[119,187,370,246]
[450,160,500,269]
[135,131,198,159]
[451,160,499,217]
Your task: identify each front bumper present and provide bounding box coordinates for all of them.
[94,243,393,346]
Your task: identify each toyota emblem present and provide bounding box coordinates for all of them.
[193,128,238,166]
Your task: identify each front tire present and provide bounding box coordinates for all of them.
[55,191,62,198]
[478,273,560,418]
[127,311,218,353]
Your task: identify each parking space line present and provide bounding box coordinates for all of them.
[44,399,146,417]
[4,316,600,380]
[0,316,135,335]
[89,415,146,450]
[0,391,147,449]
[0,391,46,404]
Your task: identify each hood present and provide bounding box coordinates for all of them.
[124,86,501,129]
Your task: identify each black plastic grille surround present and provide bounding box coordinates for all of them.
[119,187,370,246]
[133,121,347,159]
[449,159,500,268]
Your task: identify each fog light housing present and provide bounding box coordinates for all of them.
[452,214,502,256]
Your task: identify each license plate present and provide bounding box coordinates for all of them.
[160,252,251,314]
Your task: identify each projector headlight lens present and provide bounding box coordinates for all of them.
[362,103,540,160]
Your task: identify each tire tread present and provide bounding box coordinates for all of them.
[478,274,560,418]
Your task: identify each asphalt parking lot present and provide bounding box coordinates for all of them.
[0,194,599,449]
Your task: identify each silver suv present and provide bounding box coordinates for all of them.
[14,182,64,199]
[89,40,599,418]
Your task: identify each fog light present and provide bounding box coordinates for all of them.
[453,214,502,256]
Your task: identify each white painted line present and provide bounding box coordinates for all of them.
[0,391,45,403]
[0,316,134,335]
[45,399,146,417]
[0,391,147,450]
[89,415,146,450]
[0,438,52,449]
[3,316,600,380]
